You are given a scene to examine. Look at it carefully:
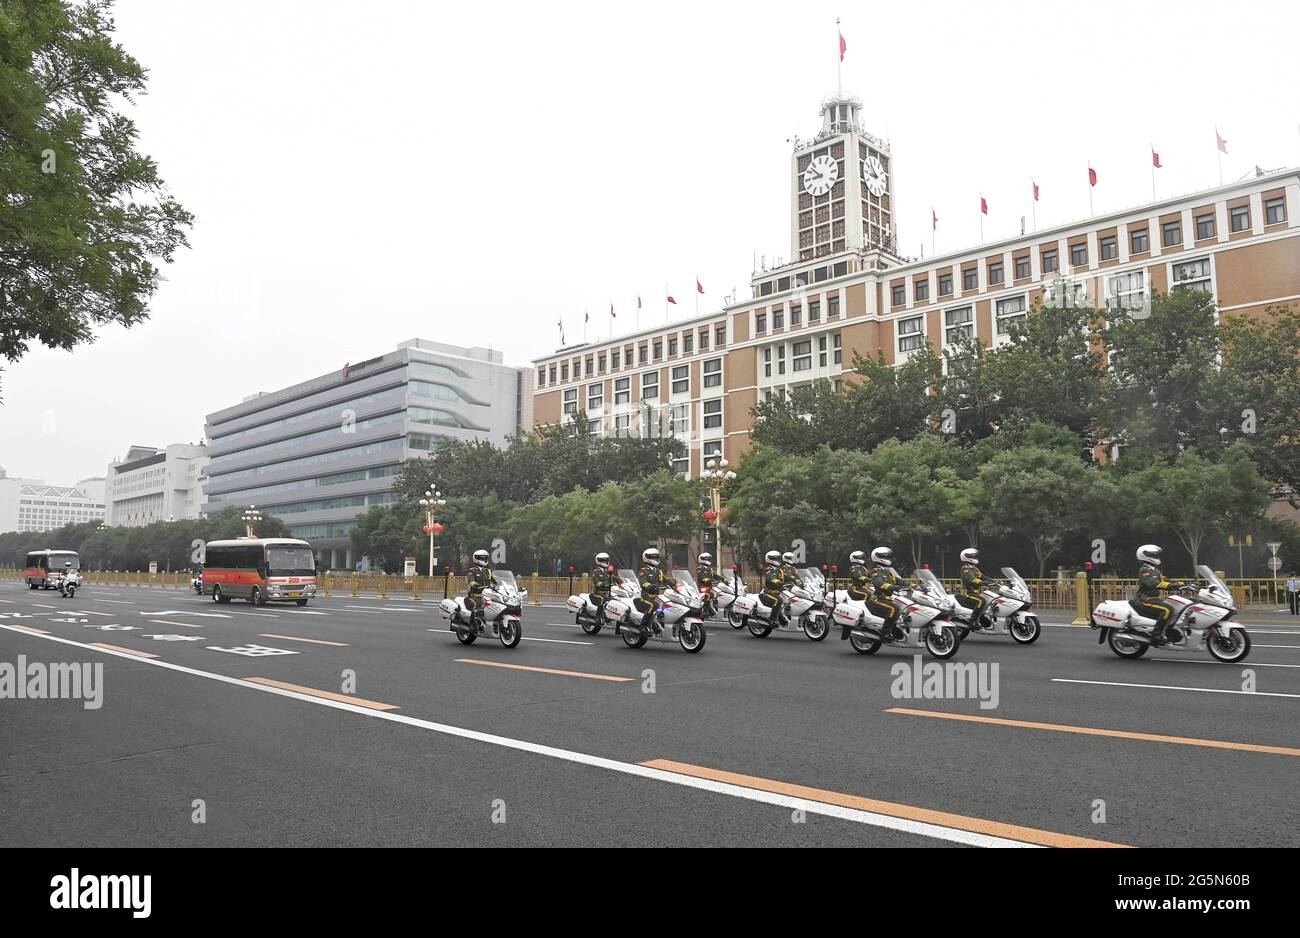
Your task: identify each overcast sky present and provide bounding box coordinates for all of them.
[3,0,1298,483]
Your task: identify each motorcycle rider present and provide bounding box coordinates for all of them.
[957,548,993,629]
[868,547,904,640]
[841,550,871,640]
[590,552,614,622]
[1135,544,1183,641]
[696,552,717,618]
[636,548,672,633]
[466,549,497,628]
[779,551,800,624]
[757,550,787,621]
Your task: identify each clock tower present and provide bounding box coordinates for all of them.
[791,92,898,263]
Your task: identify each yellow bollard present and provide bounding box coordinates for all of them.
[350,573,358,598]
[411,575,420,601]
[323,573,333,598]
[1072,571,1090,626]
[581,572,589,596]
[530,572,541,606]
[378,572,387,599]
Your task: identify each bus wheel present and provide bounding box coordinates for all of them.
[249,587,267,606]
[296,598,309,607]
[212,585,230,604]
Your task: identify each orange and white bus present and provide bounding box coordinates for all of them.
[202,538,318,606]
[25,550,81,590]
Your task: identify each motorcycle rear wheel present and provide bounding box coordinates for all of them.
[748,618,773,638]
[728,609,745,630]
[580,616,602,636]
[849,632,882,655]
[1106,629,1148,659]
[622,628,648,649]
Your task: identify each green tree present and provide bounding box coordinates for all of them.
[0,0,193,396]
[349,506,419,573]
[855,434,958,569]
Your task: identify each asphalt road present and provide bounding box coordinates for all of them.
[2,579,1298,847]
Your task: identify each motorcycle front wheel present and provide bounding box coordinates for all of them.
[849,632,882,655]
[1010,615,1041,645]
[678,621,707,653]
[498,618,521,649]
[925,625,960,660]
[1206,628,1250,663]
[728,609,745,630]
[1106,629,1148,659]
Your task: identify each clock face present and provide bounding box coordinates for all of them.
[863,156,888,197]
[802,155,838,197]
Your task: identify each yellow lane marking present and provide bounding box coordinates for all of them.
[149,619,203,629]
[244,678,397,711]
[642,759,1129,849]
[257,634,349,647]
[6,624,51,635]
[455,658,633,683]
[88,642,159,659]
[886,707,1300,757]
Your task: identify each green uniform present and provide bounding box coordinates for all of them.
[760,563,786,610]
[467,564,497,618]
[958,562,989,623]
[868,564,902,629]
[1135,563,1177,626]
[635,563,670,616]
[847,562,871,601]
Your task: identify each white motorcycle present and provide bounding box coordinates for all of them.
[729,567,830,641]
[1090,565,1250,662]
[920,568,1041,644]
[830,581,961,660]
[439,569,525,649]
[712,575,749,629]
[52,563,81,599]
[566,588,616,635]
[192,570,204,594]
[602,570,707,653]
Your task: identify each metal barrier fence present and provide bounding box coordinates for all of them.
[0,568,1286,609]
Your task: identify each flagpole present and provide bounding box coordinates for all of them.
[1088,164,1094,216]
[978,196,983,244]
[1150,146,1157,202]
[1031,187,1037,232]
[1216,127,1223,186]
[836,18,842,95]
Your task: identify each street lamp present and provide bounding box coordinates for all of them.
[700,458,737,569]
[418,488,447,577]
[242,507,262,538]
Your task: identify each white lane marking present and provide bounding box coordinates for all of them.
[31,603,58,609]
[1053,678,1300,699]
[215,610,280,618]
[0,624,1029,847]
[275,609,329,615]
[1251,644,1300,650]
[137,610,232,618]
[427,630,593,646]
[346,605,422,614]
[100,599,135,604]
[1151,658,1300,670]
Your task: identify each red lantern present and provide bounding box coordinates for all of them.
[422,524,431,535]
[431,522,444,535]
[703,509,717,524]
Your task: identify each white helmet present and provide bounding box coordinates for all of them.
[1137,544,1162,567]
[782,551,795,564]
[473,549,490,566]
[642,548,660,567]
[764,550,782,566]
[871,547,894,567]
[595,552,610,566]
[850,550,867,566]
[698,553,712,564]
[960,548,980,564]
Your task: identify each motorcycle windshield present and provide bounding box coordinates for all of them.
[797,567,825,590]
[1196,565,1236,609]
[916,568,950,598]
[672,569,697,592]
[617,570,640,595]
[492,570,519,597]
[1000,567,1031,597]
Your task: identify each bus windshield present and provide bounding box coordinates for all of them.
[266,546,315,577]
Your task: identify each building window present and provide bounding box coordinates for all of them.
[548,365,557,383]
[699,330,709,351]
[996,295,1027,334]
[945,306,974,344]
[588,382,603,410]
[536,367,545,386]
[716,326,726,347]
[773,308,785,329]
[585,356,594,376]
[1265,197,1286,225]
[1171,257,1211,293]
[1196,213,1216,240]
[668,337,678,357]
[560,362,569,381]
[790,305,802,327]
[1014,256,1031,279]
[638,345,648,364]
[683,333,693,354]
[809,300,821,322]
[614,414,630,434]
[702,399,722,429]
[641,371,659,401]
[776,345,786,375]
[598,354,607,373]
[1070,243,1087,267]
[898,315,925,352]
[614,377,630,405]
[818,336,828,367]
[1162,220,1181,247]
[832,333,842,365]
[562,388,578,416]
[763,347,772,378]
[1099,235,1118,260]
[1042,249,1058,273]
[792,340,812,372]
[652,339,663,360]
[914,279,929,301]
[755,312,767,334]
[670,403,690,436]
[1230,205,1250,232]
[671,365,689,395]
[988,262,1004,286]
[891,284,905,306]
[938,273,953,296]
[702,439,723,460]
[963,268,978,290]
[828,296,840,318]
[588,418,602,438]
[1106,270,1146,312]
[1130,228,1149,254]
[611,350,620,369]
[703,357,722,388]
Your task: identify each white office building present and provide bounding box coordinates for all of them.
[0,468,106,533]
[104,443,209,527]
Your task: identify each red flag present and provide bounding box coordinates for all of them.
[666,295,677,305]
[610,303,616,319]
[1151,148,1162,169]
[1032,180,1039,201]
[980,196,988,215]
[342,362,350,379]
[931,208,937,230]
[584,309,589,323]
[696,278,705,294]
[636,294,642,309]
[1088,165,1097,187]
[1216,129,1228,154]
[838,28,846,62]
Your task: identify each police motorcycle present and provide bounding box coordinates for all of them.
[1090,565,1250,663]
[924,567,1042,644]
[566,556,618,635]
[730,566,830,640]
[439,569,524,648]
[830,575,961,660]
[192,568,204,594]
[51,561,81,599]
[601,569,707,653]
[712,573,749,629]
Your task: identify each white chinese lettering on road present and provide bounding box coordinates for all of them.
[205,644,299,657]
[142,634,206,642]
[84,624,139,631]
